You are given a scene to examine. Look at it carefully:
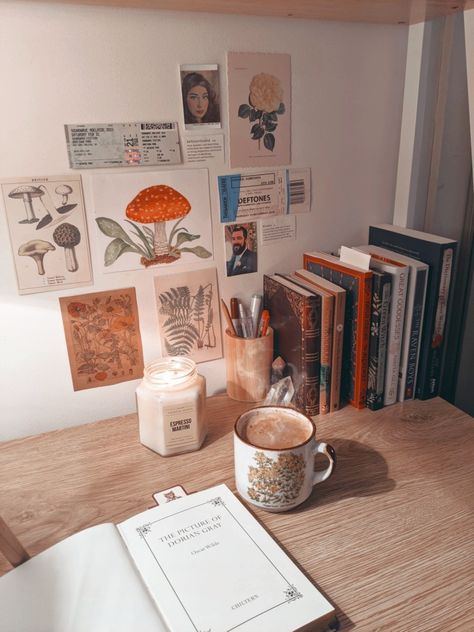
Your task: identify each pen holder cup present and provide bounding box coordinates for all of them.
[224,327,274,402]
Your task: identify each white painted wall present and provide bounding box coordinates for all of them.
[0,1,408,440]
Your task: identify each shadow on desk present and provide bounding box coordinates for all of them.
[297,439,396,512]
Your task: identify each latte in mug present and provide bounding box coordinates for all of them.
[241,410,313,450]
[234,406,336,512]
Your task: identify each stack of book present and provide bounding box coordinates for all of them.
[264,224,457,415]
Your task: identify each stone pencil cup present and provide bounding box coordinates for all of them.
[224,328,273,402]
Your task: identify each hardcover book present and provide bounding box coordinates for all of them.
[303,252,372,409]
[366,270,392,410]
[355,244,428,401]
[0,485,337,632]
[278,273,334,415]
[369,224,457,399]
[293,269,346,412]
[263,274,321,416]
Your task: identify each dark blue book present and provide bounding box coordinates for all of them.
[369,224,457,399]
[366,270,391,410]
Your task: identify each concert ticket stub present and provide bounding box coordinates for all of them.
[65,121,182,169]
[218,168,310,223]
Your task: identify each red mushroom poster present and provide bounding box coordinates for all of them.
[91,169,213,273]
[0,175,93,294]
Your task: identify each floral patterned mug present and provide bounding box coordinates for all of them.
[234,406,336,512]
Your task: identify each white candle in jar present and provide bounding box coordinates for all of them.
[136,357,206,457]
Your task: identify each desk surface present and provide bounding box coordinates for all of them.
[1,395,473,630]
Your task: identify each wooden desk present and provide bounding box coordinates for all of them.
[0,395,473,630]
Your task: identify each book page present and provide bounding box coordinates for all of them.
[0,523,166,632]
[118,484,334,632]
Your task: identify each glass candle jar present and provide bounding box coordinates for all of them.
[136,357,206,457]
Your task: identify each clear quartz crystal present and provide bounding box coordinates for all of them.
[136,357,206,457]
[263,376,295,406]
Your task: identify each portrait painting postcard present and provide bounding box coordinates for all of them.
[227,52,291,168]
[154,267,223,363]
[91,168,214,273]
[1,175,93,295]
[180,64,221,130]
[225,222,258,277]
[59,287,144,391]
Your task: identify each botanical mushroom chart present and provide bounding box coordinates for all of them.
[91,168,213,273]
[1,175,93,294]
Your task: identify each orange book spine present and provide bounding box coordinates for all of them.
[303,253,372,410]
[353,276,373,409]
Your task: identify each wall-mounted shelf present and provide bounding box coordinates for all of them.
[30,0,474,25]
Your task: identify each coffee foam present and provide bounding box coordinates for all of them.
[241,409,313,450]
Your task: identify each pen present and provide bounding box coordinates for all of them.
[249,294,262,338]
[238,302,254,339]
[220,299,237,336]
[230,298,243,337]
[259,309,270,337]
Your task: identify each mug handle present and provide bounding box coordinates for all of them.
[312,441,336,485]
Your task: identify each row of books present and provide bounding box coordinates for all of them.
[263,223,457,415]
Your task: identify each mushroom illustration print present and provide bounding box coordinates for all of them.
[53,222,81,272]
[18,239,55,275]
[8,185,44,224]
[96,183,212,268]
[126,185,191,264]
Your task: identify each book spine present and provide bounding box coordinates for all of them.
[354,277,372,409]
[366,274,391,410]
[330,293,345,412]
[303,295,321,416]
[319,295,333,415]
[377,280,391,398]
[384,268,408,405]
[424,247,454,397]
[401,267,428,400]
[368,227,457,399]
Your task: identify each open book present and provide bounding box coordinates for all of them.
[0,484,337,632]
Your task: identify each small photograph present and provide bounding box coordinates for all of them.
[180,64,221,129]
[59,287,144,391]
[225,222,258,277]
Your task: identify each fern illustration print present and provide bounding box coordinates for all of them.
[154,268,223,363]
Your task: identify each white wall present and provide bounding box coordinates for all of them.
[0,1,408,440]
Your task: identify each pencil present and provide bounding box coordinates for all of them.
[220,299,237,336]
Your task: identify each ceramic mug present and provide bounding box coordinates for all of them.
[234,405,336,512]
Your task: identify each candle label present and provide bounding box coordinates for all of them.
[163,402,199,450]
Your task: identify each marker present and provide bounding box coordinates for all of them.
[249,294,262,338]
[259,309,270,337]
[230,298,243,337]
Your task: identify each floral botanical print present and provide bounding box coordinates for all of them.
[247,451,305,506]
[59,288,144,390]
[238,73,285,153]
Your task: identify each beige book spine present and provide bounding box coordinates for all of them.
[319,294,334,415]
